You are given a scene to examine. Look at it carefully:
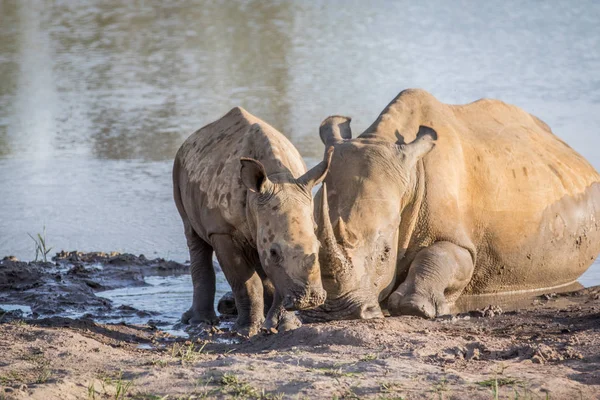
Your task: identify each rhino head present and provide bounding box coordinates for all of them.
[239,148,334,311]
[302,116,437,321]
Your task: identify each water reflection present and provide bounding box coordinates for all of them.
[3,0,296,161]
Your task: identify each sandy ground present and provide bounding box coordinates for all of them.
[1,287,599,399]
[1,254,599,399]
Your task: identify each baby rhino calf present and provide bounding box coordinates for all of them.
[173,107,330,335]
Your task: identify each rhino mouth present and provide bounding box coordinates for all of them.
[282,286,327,311]
[299,291,383,322]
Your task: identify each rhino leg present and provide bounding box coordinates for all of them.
[181,225,219,325]
[388,241,473,319]
[257,270,275,313]
[263,291,302,333]
[212,234,264,336]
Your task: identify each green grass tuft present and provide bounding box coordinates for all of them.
[27,226,52,263]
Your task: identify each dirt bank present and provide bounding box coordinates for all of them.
[1,253,599,399]
[1,297,599,398]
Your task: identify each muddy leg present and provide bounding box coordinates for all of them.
[259,273,275,314]
[216,280,277,318]
[212,234,264,336]
[263,291,302,333]
[181,224,218,325]
[388,241,473,318]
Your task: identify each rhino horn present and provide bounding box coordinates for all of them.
[334,217,357,248]
[317,183,350,276]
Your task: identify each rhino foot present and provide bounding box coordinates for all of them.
[181,308,220,325]
[263,311,302,333]
[278,312,302,332]
[233,320,263,337]
[388,292,449,319]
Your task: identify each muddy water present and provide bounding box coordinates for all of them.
[1,0,600,319]
[97,274,228,335]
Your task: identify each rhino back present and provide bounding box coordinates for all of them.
[365,89,600,294]
[174,107,306,244]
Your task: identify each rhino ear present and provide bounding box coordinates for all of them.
[240,158,273,194]
[401,125,437,165]
[319,116,352,146]
[297,147,334,189]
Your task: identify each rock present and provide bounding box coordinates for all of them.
[563,346,583,360]
[531,355,545,364]
[466,347,481,361]
[452,346,466,360]
[474,305,503,318]
[67,264,89,275]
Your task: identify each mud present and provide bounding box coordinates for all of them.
[0,251,189,321]
[1,253,600,399]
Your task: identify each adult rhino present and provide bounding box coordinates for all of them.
[305,89,600,320]
[173,107,330,335]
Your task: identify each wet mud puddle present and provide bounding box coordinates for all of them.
[98,274,231,336]
[0,252,233,340]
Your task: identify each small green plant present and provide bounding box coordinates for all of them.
[22,352,52,384]
[98,372,133,400]
[360,353,378,362]
[309,366,357,378]
[150,358,168,367]
[333,385,361,400]
[216,373,284,399]
[511,381,543,400]
[477,377,521,400]
[28,226,52,262]
[220,372,242,387]
[114,375,133,400]
[379,381,402,394]
[35,366,52,383]
[87,382,96,400]
[0,371,21,386]
[477,377,521,388]
[220,373,260,398]
[171,341,208,363]
[195,376,220,399]
[431,377,449,400]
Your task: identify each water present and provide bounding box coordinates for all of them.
[96,274,226,332]
[0,304,32,315]
[1,0,600,292]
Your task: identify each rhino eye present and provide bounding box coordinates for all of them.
[269,244,282,263]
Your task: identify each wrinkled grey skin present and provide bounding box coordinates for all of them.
[173,107,330,335]
[303,89,600,321]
